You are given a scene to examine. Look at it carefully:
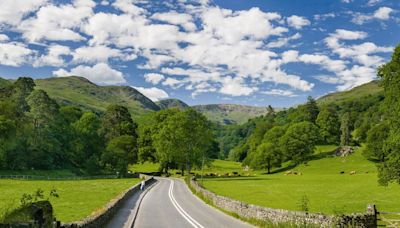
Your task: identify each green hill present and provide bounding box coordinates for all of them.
[156,99,189,110]
[318,80,383,104]
[192,104,270,125]
[0,78,11,88]
[35,76,160,119]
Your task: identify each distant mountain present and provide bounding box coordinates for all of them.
[192,104,270,125]
[156,99,189,110]
[318,80,383,104]
[2,76,274,125]
[35,76,160,118]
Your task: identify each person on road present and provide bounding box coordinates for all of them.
[140,180,145,191]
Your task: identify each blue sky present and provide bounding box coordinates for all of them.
[0,0,399,107]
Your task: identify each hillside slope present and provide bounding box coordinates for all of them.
[318,80,383,104]
[156,99,189,110]
[35,76,160,118]
[192,104,270,125]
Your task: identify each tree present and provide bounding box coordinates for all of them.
[376,44,400,185]
[100,105,137,142]
[364,122,390,162]
[71,112,102,172]
[251,142,282,174]
[152,109,212,175]
[103,135,137,176]
[12,77,36,116]
[137,126,157,163]
[316,105,340,144]
[340,112,351,146]
[305,96,319,123]
[279,122,320,164]
[26,90,62,169]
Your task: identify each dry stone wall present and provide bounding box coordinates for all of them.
[189,178,377,227]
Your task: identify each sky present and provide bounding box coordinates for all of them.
[0,0,399,107]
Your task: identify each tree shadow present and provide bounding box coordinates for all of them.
[308,150,336,161]
[269,163,297,174]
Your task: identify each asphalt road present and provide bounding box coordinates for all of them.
[133,178,253,228]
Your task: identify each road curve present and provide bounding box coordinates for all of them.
[133,178,253,228]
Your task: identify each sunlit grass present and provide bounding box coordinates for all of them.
[0,178,140,222]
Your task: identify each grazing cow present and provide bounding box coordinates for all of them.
[350,170,356,175]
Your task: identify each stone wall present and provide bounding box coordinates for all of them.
[61,177,155,228]
[189,178,377,227]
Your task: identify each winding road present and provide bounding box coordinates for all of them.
[107,177,253,228]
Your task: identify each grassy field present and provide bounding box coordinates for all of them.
[0,178,140,222]
[201,146,400,215]
[317,80,383,104]
[129,159,248,176]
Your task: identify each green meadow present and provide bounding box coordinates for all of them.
[0,178,140,222]
[201,146,400,215]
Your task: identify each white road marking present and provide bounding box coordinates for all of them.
[168,180,204,228]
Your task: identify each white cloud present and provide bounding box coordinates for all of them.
[219,76,257,96]
[0,0,47,26]
[314,13,335,21]
[112,0,145,15]
[144,73,165,84]
[53,63,126,85]
[34,44,71,67]
[262,89,296,97]
[200,7,286,44]
[373,6,393,20]
[342,0,352,3]
[266,33,301,48]
[17,1,94,42]
[329,29,367,40]
[352,7,394,25]
[367,0,381,6]
[133,86,169,101]
[287,15,310,29]
[151,11,196,31]
[0,34,9,42]
[72,45,124,63]
[0,42,35,66]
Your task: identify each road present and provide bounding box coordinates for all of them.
[133,178,253,228]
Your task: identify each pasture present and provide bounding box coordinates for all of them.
[201,146,400,215]
[0,178,140,222]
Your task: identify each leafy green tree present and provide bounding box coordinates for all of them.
[12,77,36,116]
[251,142,282,174]
[153,109,212,174]
[340,113,351,146]
[26,90,61,169]
[364,122,390,162]
[279,121,320,164]
[71,112,102,172]
[60,106,83,124]
[305,96,319,123]
[103,135,137,176]
[316,105,340,144]
[376,44,400,184]
[137,126,157,163]
[100,105,137,142]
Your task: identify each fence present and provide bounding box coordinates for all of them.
[378,211,400,227]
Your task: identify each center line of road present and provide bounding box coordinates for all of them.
[168,180,204,228]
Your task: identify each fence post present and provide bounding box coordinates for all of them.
[367,204,377,227]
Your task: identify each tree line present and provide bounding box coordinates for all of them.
[0,78,214,176]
